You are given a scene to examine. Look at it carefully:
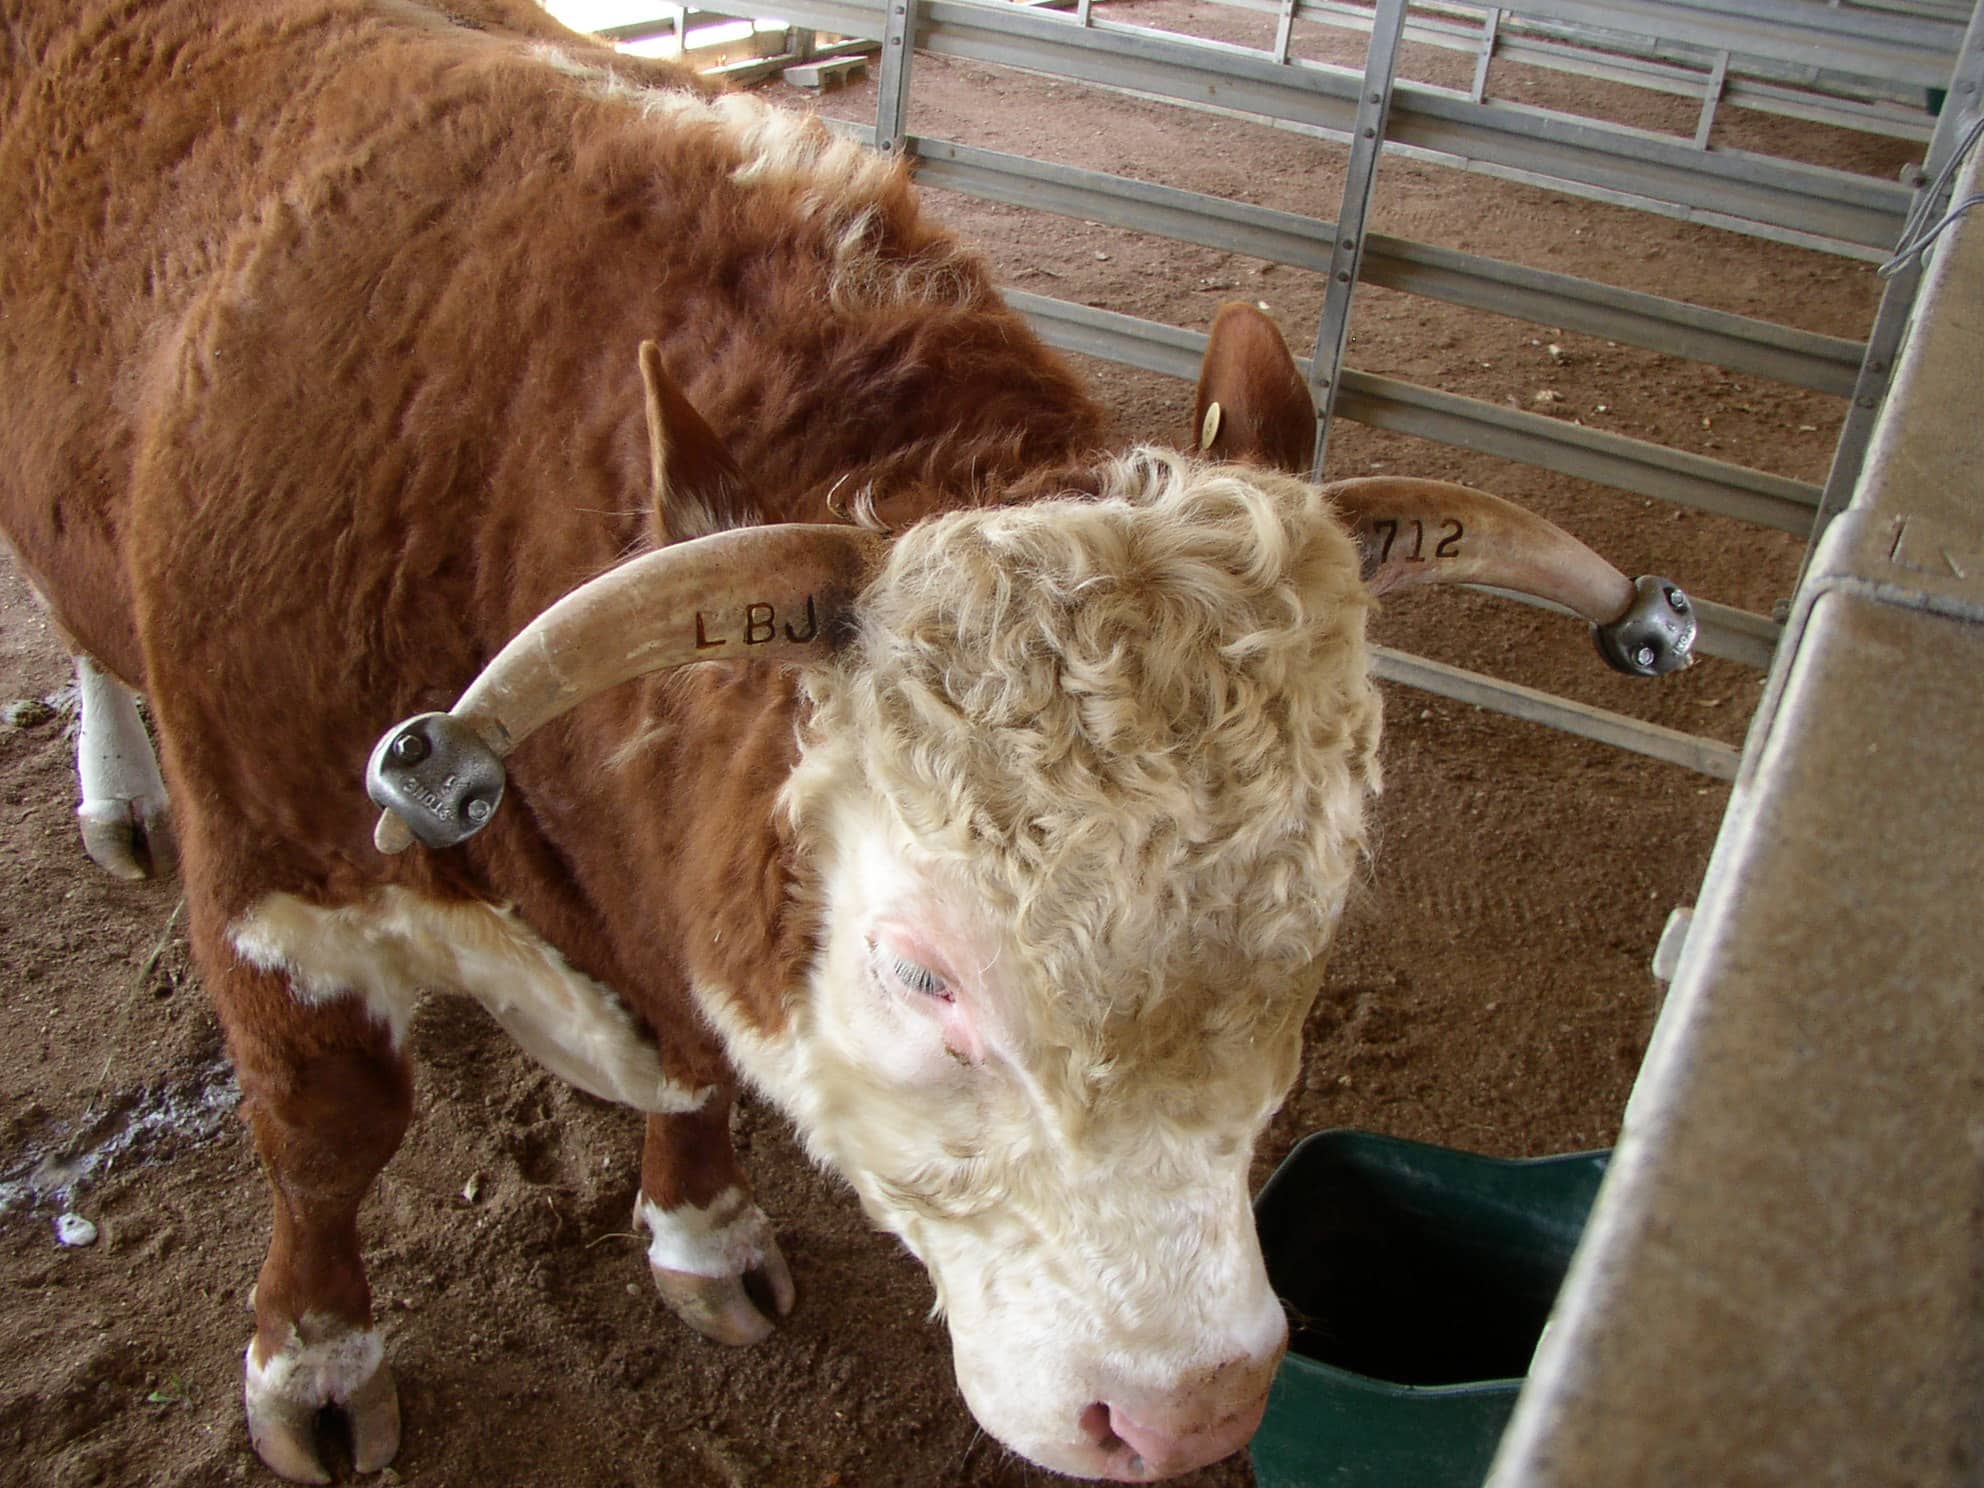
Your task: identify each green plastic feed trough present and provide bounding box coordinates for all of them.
[1249,1130,1610,1488]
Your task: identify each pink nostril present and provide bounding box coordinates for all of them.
[1093,1393,1270,1480]
[1106,1406,1183,1475]
[1080,1401,1121,1450]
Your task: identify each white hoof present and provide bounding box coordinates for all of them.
[78,796,176,880]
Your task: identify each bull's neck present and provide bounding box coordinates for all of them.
[493,653,814,1050]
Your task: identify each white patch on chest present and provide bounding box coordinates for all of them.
[230,889,709,1115]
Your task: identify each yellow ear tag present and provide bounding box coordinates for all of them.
[1200,401,1222,452]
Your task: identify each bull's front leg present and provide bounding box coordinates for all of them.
[636,1091,795,1346]
[212,954,412,1484]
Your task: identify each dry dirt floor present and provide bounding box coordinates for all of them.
[0,4,1922,1485]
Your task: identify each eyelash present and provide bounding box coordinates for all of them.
[880,948,952,1002]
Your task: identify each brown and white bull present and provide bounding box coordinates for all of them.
[0,2,1691,1481]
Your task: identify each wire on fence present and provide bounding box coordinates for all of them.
[1881,109,1984,277]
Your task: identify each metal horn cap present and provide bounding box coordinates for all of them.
[366,712,508,850]
[1593,575,1698,677]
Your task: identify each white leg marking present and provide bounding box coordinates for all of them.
[230,889,712,1115]
[635,1186,777,1279]
[74,655,172,878]
[636,1186,796,1345]
[246,1317,384,1410]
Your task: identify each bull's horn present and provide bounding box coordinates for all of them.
[1323,476,1695,678]
[367,523,886,853]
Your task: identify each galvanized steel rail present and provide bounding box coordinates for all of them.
[1000,289,1825,535]
[1306,0,1407,474]
[751,0,1915,252]
[909,138,1869,395]
[1279,0,1945,140]
[1483,0,1958,88]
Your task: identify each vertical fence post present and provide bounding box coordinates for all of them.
[1692,49,1729,149]
[1470,6,1500,103]
[1307,0,1408,479]
[1272,0,1297,66]
[876,0,919,155]
[1800,3,1984,577]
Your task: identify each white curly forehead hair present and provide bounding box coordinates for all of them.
[789,446,1382,1105]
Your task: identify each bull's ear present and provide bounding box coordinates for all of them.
[639,340,761,543]
[1193,303,1317,475]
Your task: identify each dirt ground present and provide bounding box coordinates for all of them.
[0,5,1921,1486]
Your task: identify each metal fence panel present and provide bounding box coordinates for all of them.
[913,138,1869,394]
[569,0,1974,767]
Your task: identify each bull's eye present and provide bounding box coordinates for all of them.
[879,946,952,1002]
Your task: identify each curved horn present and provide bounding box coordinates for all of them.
[1323,476,1695,678]
[367,523,886,853]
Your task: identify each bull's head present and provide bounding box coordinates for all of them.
[771,446,1373,1478]
[369,308,1691,1481]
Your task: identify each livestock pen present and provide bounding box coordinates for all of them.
[545,0,1984,1477]
[0,1,1975,1483]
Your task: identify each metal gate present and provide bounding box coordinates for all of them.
[557,0,1984,781]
